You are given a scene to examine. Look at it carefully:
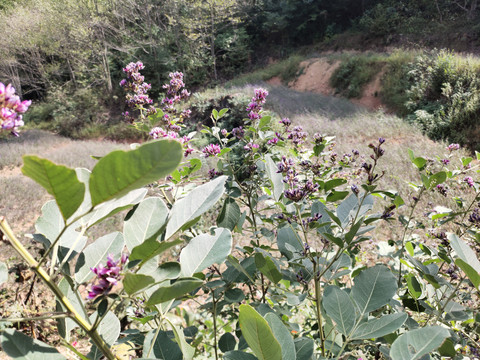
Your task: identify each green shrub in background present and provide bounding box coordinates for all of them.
[406,50,480,151]
[330,55,380,98]
[380,50,416,116]
[330,49,480,152]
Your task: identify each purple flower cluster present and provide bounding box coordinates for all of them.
[288,126,308,146]
[279,117,291,128]
[88,254,128,300]
[232,126,245,139]
[246,88,268,120]
[0,83,30,136]
[281,164,319,202]
[446,143,460,151]
[208,168,223,179]
[161,72,191,116]
[120,61,155,122]
[203,143,221,157]
[464,176,474,188]
[243,142,259,152]
[469,206,480,224]
[436,184,448,196]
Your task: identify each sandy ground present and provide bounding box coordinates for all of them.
[267,57,385,111]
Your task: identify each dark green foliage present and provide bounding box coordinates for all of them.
[405,50,480,151]
[381,51,415,116]
[330,56,379,98]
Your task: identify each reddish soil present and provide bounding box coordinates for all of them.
[289,58,340,95]
[268,57,386,111]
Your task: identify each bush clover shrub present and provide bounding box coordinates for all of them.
[0,64,479,360]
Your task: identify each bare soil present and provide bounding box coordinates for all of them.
[268,57,386,111]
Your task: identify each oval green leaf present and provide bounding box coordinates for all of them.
[351,312,407,340]
[323,285,356,336]
[1,329,66,359]
[180,228,232,277]
[146,277,202,305]
[166,176,226,239]
[89,140,182,207]
[22,156,85,221]
[238,304,282,360]
[390,326,449,360]
[351,265,397,316]
[124,197,169,251]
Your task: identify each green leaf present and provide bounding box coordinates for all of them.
[166,319,195,360]
[390,326,449,360]
[448,233,480,273]
[146,277,202,305]
[455,259,480,289]
[405,241,415,257]
[238,304,282,360]
[89,140,182,207]
[345,217,364,244]
[22,156,85,221]
[406,274,423,299]
[265,155,284,201]
[255,253,282,284]
[265,313,296,360]
[323,285,356,335]
[89,311,120,346]
[351,265,397,316]
[277,226,303,260]
[219,108,229,118]
[180,228,232,277]
[219,333,237,353]
[150,262,182,282]
[294,337,314,360]
[166,176,226,239]
[351,313,407,340]
[326,190,349,202]
[428,171,447,189]
[337,193,374,228]
[324,178,347,192]
[412,157,427,170]
[408,149,415,161]
[123,197,169,251]
[0,261,7,285]
[142,329,182,360]
[323,233,344,247]
[74,232,124,284]
[258,116,271,130]
[438,338,456,357]
[225,288,245,303]
[34,201,87,260]
[217,198,241,231]
[123,273,155,295]
[130,239,182,265]
[87,188,147,228]
[224,351,258,360]
[1,329,66,359]
[394,195,404,208]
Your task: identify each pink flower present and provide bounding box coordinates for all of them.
[268,137,279,145]
[88,254,128,300]
[203,144,221,157]
[464,176,474,187]
[244,142,259,152]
